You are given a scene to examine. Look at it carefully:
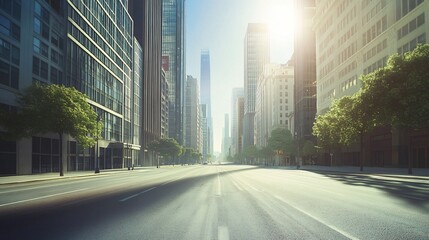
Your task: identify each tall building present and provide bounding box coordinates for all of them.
[0,0,141,174]
[255,63,294,149]
[235,97,245,155]
[200,49,213,155]
[129,0,163,166]
[161,70,169,138]
[221,113,230,158]
[184,75,201,152]
[230,88,244,156]
[294,0,317,156]
[313,0,429,167]
[243,23,270,149]
[162,0,186,144]
[200,104,208,160]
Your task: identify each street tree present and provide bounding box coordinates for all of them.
[243,145,258,164]
[361,44,429,173]
[148,138,183,166]
[268,128,296,164]
[302,140,317,163]
[1,83,100,176]
[258,146,275,166]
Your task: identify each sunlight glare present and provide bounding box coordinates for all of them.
[263,3,296,39]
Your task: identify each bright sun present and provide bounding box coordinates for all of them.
[263,3,296,39]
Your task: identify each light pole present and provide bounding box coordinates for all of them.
[95,114,102,174]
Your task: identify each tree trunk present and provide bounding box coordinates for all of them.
[408,131,413,174]
[360,133,364,172]
[59,132,64,176]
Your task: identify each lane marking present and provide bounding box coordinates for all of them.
[0,188,89,207]
[231,177,243,191]
[217,172,222,196]
[119,187,157,202]
[218,226,230,240]
[274,195,360,240]
[232,175,262,192]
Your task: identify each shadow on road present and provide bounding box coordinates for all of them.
[304,170,429,209]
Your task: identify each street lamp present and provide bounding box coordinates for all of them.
[95,114,102,174]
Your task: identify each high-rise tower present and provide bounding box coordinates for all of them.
[243,23,270,149]
[200,50,213,156]
[129,0,163,166]
[162,0,186,144]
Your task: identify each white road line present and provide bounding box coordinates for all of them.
[231,177,243,191]
[217,172,222,196]
[0,188,89,207]
[119,187,157,202]
[218,226,230,240]
[274,195,360,240]
[232,175,262,192]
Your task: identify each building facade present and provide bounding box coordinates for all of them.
[129,0,163,166]
[313,0,429,167]
[161,70,169,139]
[184,75,201,152]
[200,49,213,156]
[235,97,245,155]
[243,23,270,150]
[0,0,143,174]
[230,88,244,156]
[200,103,208,160]
[255,63,294,149]
[294,0,317,156]
[221,113,230,158]
[162,0,185,144]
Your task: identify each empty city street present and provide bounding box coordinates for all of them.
[1,165,428,240]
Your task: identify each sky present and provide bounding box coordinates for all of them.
[185,0,296,153]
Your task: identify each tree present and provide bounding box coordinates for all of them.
[243,145,258,164]
[148,138,183,166]
[361,44,429,173]
[268,128,296,164]
[1,83,99,176]
[258,146,275,166]
[302,140,317,163]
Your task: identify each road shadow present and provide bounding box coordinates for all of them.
[303,170,429,209]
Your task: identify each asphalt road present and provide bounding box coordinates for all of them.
[0,164,428,240]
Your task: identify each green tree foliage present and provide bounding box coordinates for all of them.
[268,128,296,156]
[258,146,275,166]
[302,140,316,158]
[148,138,183,163]
[313,44,429,173]
[1,83,100,176]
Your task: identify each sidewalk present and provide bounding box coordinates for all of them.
[0,167,156,185]
[297,165,429,177]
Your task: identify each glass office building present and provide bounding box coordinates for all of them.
[0,0,141,174]
[162,0,185,144]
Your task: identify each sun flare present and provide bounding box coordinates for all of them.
[263,3,296,39]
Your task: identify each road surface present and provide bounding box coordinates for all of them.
[1,165,428,239]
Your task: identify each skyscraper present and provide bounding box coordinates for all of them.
[200,50,213,155]
[243,23,270,149]
[184,75,201,151]
[222,113,230,158]
[0,0,140,174]
[231,88,244,156]
[162,0,186,144]
[129,0,163,166]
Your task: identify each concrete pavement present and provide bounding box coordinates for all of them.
[0,167,156,185]
[1,164,428,185]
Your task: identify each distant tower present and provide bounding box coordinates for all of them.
[222,114,230,158]
[231,88,244,156]
[200,50,213,155]
[243,23,270,150]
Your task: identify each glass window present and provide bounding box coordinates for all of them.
[11,22,19,40]
[0,0,12,14]
[51,49,58,63]
[0,60,9,86]
[10,65,18,89]
[40,41,48,58]
[0,38,10,60]
[40,60,48,79]
[32,56,40,75]
[41,22,49,40]
[12,1,20,20]
[33,37,41,54]
[0,14,10,35]
[50,66,57,83]
[11,45,18,65]
[34,17,41,34]
[417,13,425,27]
[34,1,41,16]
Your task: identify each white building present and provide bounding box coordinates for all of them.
[255,63,294,149]
[314,0,428,114]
